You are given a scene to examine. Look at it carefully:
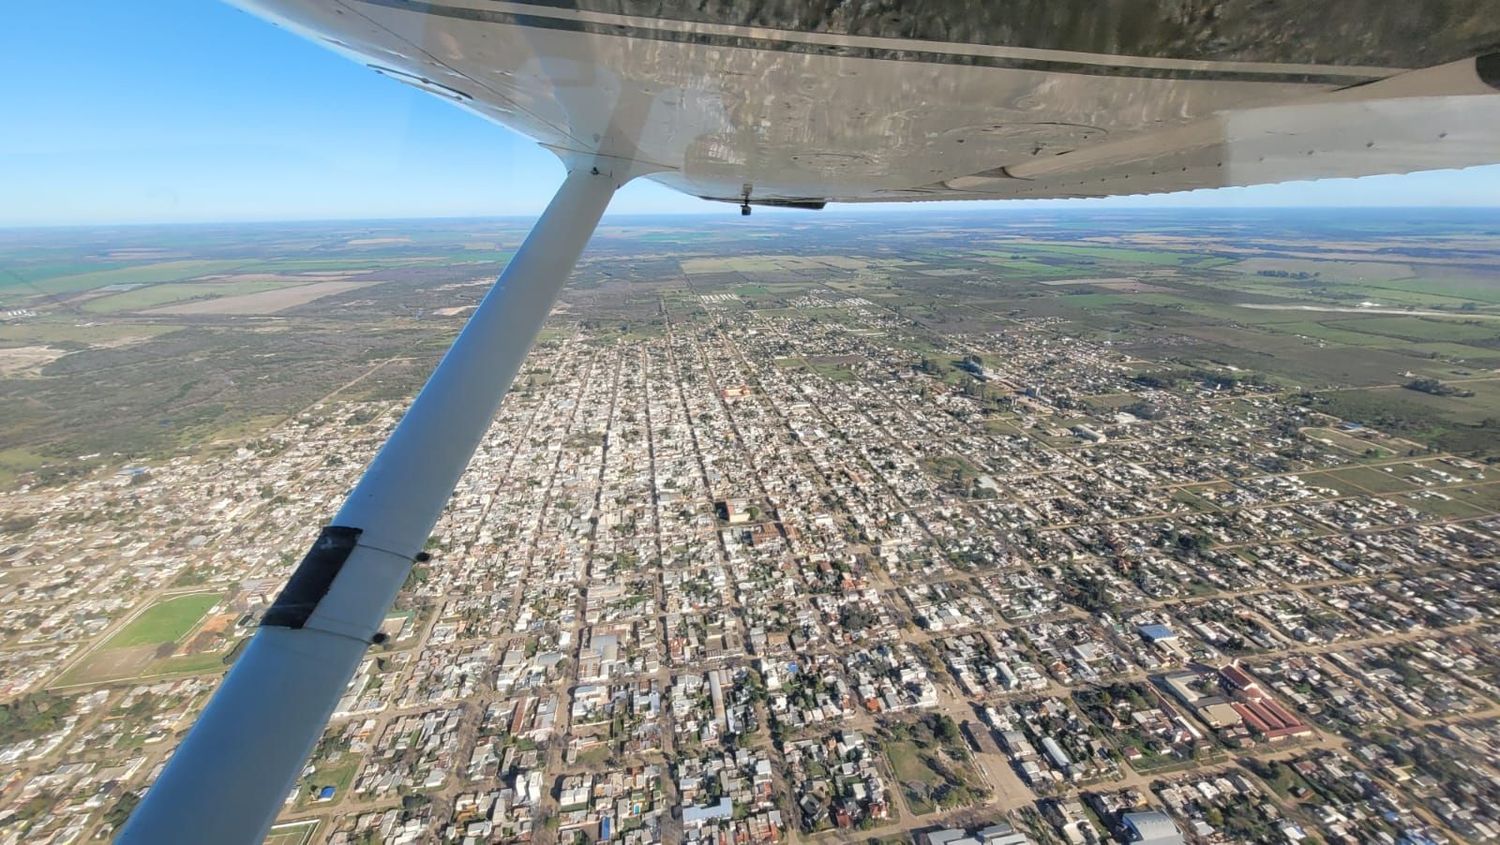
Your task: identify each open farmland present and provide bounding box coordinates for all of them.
[79,280,296,314]
[148,280,370,314]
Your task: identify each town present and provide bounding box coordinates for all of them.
[2,275,1498,845]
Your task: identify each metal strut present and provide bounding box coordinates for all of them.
[120,163,624,844]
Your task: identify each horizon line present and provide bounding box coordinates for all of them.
[5,204,1500,232]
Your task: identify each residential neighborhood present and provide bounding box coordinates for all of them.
[2,282,1497,845]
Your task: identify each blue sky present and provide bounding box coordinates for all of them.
[2,1,1498,226]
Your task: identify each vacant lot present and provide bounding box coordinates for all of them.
[883,737,990,816]
[1301,427,1395,458]
[1322,465,1420,495]
[55,646,156,687]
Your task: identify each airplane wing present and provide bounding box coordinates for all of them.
[233,0,1500,206]
[866,56,1500,202]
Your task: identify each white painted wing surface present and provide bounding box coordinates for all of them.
[228,0,1500,205]
[889,57,1500,202]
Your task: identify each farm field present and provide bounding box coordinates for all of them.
[2,209,1499,485]
[148,280,369,315]
[80,280,295,314]
[0,260,250,302]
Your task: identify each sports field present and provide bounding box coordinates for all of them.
[105,593,222,649]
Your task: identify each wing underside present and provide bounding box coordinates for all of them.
[842,56,1500,203]
[232,0,1500,205]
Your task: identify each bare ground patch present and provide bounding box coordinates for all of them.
[54,645,155,686]
[0,345,67,376]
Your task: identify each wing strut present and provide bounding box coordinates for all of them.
[120,161,627,844]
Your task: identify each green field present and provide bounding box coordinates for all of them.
[251,258,415,273]
[885,740,944,815]
[1370,276,1500,304]
[0,260,128,282]
[883,736,991,816]
[1446,483,1500,512]
[773,355,853,382]
[1410,341,1500,362]
[105,594,222,649]
[1321,465,1419,494]
[1310,385,1500,454]
[438,249,515,263]
[1394,490,1491,518]
[973,252,1078,276]
[0,320,178,346]
[1324,316,1500,343]
[1020,243,1223,267]
[0,448,52,488]
[264,821,319,845]
[295,757,359,809]
[1301,427,1395,458]
[1277,321,1411,347]
[0,260,249,302]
